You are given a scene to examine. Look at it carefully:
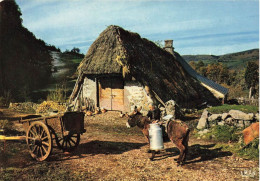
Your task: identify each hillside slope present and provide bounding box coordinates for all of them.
[0,0,52,101]
[182,49,259,69]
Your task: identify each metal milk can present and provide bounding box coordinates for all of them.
[149,123,164,150]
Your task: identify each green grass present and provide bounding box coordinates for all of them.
[71,58,83,64]
[207,104,259,114]
[195,124,259,160]
[214,138,259,160]
[211,125,240,142]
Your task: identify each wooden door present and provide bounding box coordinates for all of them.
[99,77,124,111]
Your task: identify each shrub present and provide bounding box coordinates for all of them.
[238,138,259,160]
[0,119,13,130]
[0,90,13,106]
[47,85,67,103]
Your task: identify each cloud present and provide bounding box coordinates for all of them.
[179,41,258,55]
[16,0,259,55]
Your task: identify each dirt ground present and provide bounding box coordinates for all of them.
[0,109,259,181]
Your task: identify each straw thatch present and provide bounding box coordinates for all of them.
[72,25,220,108]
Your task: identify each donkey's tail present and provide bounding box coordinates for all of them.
[183,128,190,144]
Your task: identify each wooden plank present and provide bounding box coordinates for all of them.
[111,79,124,110]
[0,135,26,141]
[99,77,124,111]
[99,78,112,110]
[20,115,60,123]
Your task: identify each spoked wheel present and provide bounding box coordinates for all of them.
[26,121,53,161]
[56,133,80,152]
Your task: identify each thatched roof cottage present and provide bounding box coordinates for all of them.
[70,25,225,112]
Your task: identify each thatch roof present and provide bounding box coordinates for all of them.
[72,25,220,108]
[175,55,228,95]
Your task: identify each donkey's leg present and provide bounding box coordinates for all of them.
[174,140,185,166]
[150,150,156,161]
[182,135,189,162]
[143,129,151,153]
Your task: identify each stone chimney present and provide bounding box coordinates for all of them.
[164,40,174,55]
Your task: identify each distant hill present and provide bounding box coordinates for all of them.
[182,49,259,69]
[0,0,53,102]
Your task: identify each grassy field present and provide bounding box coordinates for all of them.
[30,52,83,102]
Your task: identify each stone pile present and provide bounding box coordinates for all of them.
[159,100,184,119]
[197,109,259,130]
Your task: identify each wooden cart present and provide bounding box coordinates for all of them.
[20,112,85,161]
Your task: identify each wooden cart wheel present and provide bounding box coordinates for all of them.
[56,133,80,152]
[26,121,52,161]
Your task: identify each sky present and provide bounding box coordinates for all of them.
[16,0,259,55]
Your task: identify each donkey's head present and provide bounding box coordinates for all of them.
[126,106,142,128]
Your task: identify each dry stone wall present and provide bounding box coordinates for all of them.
[197,109,259,130]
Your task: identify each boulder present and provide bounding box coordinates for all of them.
[255,113,259,121]
[237,120,245,128]
[208,114,222,122]
[198,129,209,136]
[242,122,259,145]
[244,120,251,128]
[221,113,229,120]
[159,106,166,118]
[229,110,254,121]
[197,109,209,129]
[218,121,225,126]
[165,100,183,119]
[225,117,234,126]
[248,113,254,120]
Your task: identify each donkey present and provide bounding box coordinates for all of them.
[126,108,190,166]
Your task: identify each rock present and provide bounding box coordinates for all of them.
[101,108,107,113]
[255,113,259,121]
[229,110,254,121]
[208,114,222,122]
[237,120,244,128]
[159,106,166,117]
[165,100,183,119]
[225,117,234,126]
[197,109,209,129]
[244,120,251,128]
[242,122,259,145]
[218,121,225,126]
[85,111,93,116]
[248,113,254,120]
[221,113,229,120]
[198,129,209,136]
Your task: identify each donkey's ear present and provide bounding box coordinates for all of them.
[137,106,142,112]
[134,106,138,113]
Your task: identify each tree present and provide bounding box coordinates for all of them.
[196,60,205,70]
[245,61,259,99]
[71,47,80,54]
[153,40,163,48]
[189,61,196,70]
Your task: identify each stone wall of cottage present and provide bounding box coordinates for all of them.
[80,78,153,113]
[82,77,97,107]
